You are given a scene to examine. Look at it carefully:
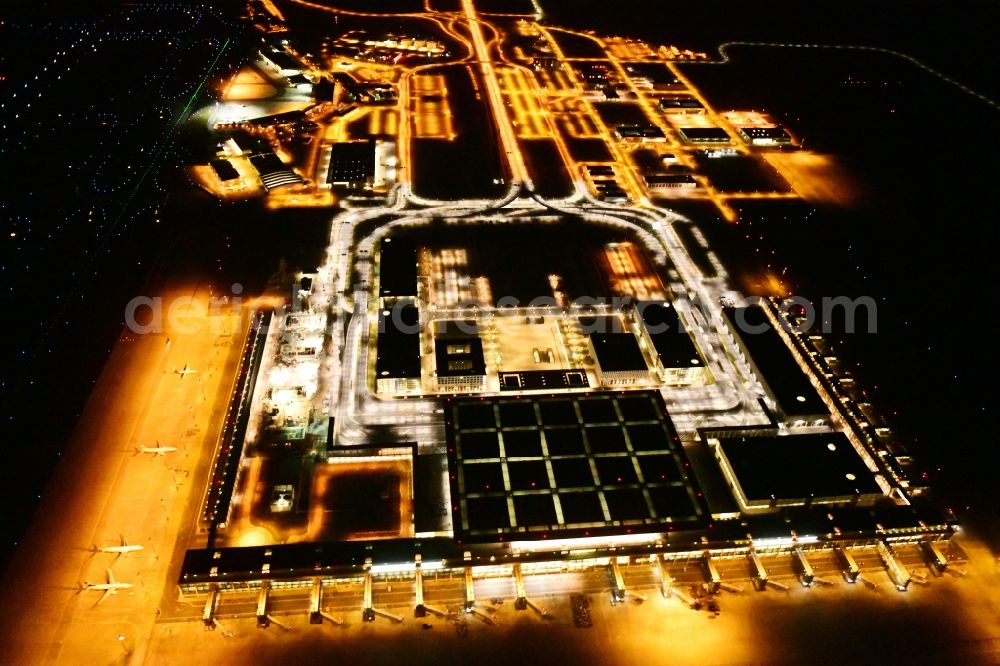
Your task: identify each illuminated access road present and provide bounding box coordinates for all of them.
[461,0,532,189]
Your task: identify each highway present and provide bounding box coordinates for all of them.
[461,0,532,190]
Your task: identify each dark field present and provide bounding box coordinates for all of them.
[691,153,791,193]
[411,65,508,200]
[548,28,607,58]
[592,102,653,127]
[564,137,614,163]
[521,139,573,198]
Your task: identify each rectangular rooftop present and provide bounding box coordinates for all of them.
[445,391,708,542]
[678,127,731,143]
[375,302,420,381]
[636,301,705,369]
[588,316,648,373]
[710,430,883,513]
[327,139,376,189]
[434,337,486,378]
[378,236,417,299]
[722,305,828,421]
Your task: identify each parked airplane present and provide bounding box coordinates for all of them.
[134,443,177,456]
[174,363,197,378]
[81,569,133,605]
[94,535,143,563]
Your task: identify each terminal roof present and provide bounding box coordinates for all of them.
[590,326,648,372]
[375,303,420,379]
[636,301,703,368]
[722,306,827,418]
[378,236,417,298]
[435,337,486,377]
[716,432,882,501]
[445,391,708,542]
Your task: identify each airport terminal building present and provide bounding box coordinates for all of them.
[177,219,954,625]
[181,385,954,605]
